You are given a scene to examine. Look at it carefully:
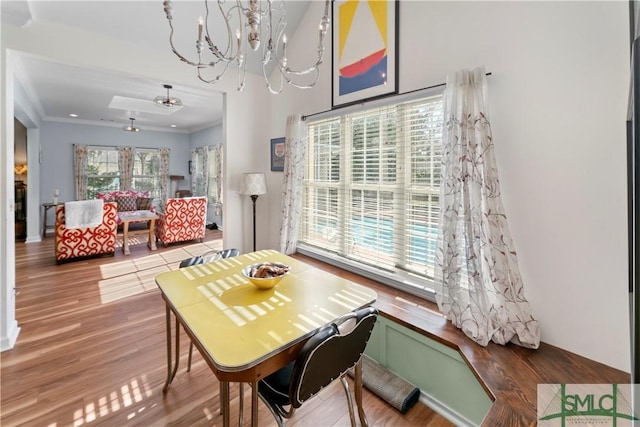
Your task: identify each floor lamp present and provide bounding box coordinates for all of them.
[239,173,267,252]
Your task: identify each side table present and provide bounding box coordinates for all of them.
[42,203,57,238]
[118,212,159,255]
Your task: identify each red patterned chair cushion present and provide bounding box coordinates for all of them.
[55,202,118,263]
[155,197,207,246]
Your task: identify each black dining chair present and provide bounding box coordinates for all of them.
[178,248,240,371]
[257,306,379,427]
[178,248,239,269]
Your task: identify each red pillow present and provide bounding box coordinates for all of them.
[136,197,152,210]
[116,195,137,212]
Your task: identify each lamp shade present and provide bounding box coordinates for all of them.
[239,173,267,196]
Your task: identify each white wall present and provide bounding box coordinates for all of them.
[0,49,20,351]
[268,1,631,372]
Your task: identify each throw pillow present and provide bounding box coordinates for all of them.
[136,197,152,210]
[116,195,137,212]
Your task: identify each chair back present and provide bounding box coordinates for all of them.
[179,248,240,269]
[289,306,378,408]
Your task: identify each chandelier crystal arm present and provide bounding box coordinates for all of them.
[163,0,330,92]
[202,1,242,61]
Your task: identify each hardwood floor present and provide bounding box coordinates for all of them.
[1,232,452,426]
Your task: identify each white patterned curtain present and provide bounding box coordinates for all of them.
[73,144,88,200]
[212,145,223,215]
[434,67,540,349]
[159,148,170,208]
[279,114,306,255]
[117,146,133,190]
[191,147,210,197]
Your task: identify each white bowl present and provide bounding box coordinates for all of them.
[241,262,290,290]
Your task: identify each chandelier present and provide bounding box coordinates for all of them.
[123,117,140,132]
[162,0,330,94]
[153,84,183,109]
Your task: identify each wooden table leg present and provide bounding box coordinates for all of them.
[123,220,130,255]
[251,381,258,427]
[221,381,230,427]
[148,218,157,251]
[42,206,47,239]
[238,383,244,427]
[42,204,54,239]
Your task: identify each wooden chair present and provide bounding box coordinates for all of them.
[257,306,379,427]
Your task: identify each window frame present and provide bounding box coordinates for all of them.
[86,146,162,201]
[86,146,120,199]
[298,88,445,302]
[132,148,162,202]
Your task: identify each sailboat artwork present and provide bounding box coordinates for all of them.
[333,0,397,107]
[338,0,389,95]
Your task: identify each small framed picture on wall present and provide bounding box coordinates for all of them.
[270,137,285,172]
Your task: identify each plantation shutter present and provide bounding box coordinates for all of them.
[301,95,444,283]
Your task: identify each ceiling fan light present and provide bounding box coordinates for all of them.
[153,84,183,109]
[123,117,140,132]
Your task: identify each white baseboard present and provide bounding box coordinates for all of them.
[419,391,477,427]
[0,321,21,352]
[25,235,42,243]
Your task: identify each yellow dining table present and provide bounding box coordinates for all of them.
[155,249,377,427]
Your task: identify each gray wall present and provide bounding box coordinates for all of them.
[40,121,192,204]
[39,121,193,228]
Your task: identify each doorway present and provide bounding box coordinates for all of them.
[14,118,27,241]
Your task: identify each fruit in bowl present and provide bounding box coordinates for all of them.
[242,262,291,290]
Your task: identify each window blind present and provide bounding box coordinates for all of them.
[300,95,444,295]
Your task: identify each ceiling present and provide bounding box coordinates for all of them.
[2,1,310,133]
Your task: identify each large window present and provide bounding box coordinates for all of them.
[299,94,443,298]
[86,146,162,200]
[132,149,162,201]
[207,147,222,206]
[87,147,119,199]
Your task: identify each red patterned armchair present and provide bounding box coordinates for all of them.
[155,197,207,246]
[55,201,118,264]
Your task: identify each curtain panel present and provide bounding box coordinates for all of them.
[434,67,540,349]
[159,148,170,209]
[117,146,133,190]
[212,145,223,215]
[73,144,88,200]
[279,114,306,255]
[191,147,210,198]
